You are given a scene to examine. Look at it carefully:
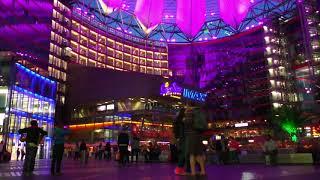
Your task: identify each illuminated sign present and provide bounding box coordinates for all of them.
[145,102,178,113]
[106,104,115,110]
[160,82,207,102]
[183,89,207,102]
[97,105,107,111]
[97,104,115,111]
[235,123,248,128]
[160,82,183,98]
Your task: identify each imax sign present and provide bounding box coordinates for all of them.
[183,89,207,102]
[160,82,207,102]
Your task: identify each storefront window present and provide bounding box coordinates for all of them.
[0,87,8,132]
[20,117,27,129]
[6,86,55,159]
[22,94,28,112]
[9,114,16,133]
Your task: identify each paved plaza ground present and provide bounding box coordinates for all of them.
[0,159,319,180]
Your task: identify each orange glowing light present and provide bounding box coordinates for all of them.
[68,120,172,130]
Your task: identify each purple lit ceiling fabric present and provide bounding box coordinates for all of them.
[219,0,251,28]
[0,0,52,62]
[134,0,164,32]
[0,24,51,64]
[1,0,52,17]
[102,0,122,8]
[176,0,206,38]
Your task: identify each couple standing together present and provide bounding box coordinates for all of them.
[174,105,208,176]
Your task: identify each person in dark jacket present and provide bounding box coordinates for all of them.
[185,106,206,176]
[105,142,111,160]
[98,143,103,160]
[118,127,129,166]
[173,108,188,175]
[18,120,47,176]
[131,136,140,163]
[80,140,87,165]
[21,147,26,161]
[17,148,21,161]
[0,140,4,162]
[216,135,228,164]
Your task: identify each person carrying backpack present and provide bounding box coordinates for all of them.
[185,105,208,176]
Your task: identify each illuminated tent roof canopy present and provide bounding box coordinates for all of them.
[99,0,123,14]
[176,0,206,39]
[134,0,164,34]
[219,0,251,29]
[70,0,297,43]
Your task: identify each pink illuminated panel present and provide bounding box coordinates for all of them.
[134,0,164,33]
[176,0,206,38]
[219,0,251,28]
[103,0,122,8]
[99,0,123,14]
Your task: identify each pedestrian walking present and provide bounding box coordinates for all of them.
[118,127,129,166]
[94,146,98,160]
[51,122,71,176]
[98,143,103,160]
[131,136,140,163]
[17,148,21,161]
[80,140,87,166]
[263,135,278,165]
[173,108,188,175]
[0,140,4,163]
[185,105,207,176]
[74,142,80,160]
[18,120,47,176]
[228,137,240,163]
[105,142,111,160]
[21,147,26,161]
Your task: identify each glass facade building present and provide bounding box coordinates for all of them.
[0,53,56,160]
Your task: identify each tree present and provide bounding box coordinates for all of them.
[270,106,304,142]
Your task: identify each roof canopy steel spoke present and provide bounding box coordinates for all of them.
[68,0,297,43]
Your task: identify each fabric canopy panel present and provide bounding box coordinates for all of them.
[176,0,206,38]
[99,0,123,14]
[219,0,251,28]
[134,0,164,34]
[104,0,122,7]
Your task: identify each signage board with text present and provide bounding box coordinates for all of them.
[160,82,207,102]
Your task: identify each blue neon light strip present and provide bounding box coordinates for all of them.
[13,85,55,103]
[15,63,56,84]
[10,108,54,121]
